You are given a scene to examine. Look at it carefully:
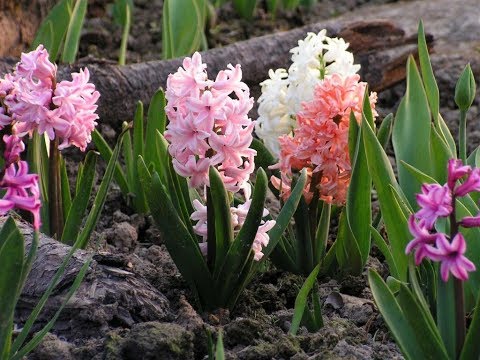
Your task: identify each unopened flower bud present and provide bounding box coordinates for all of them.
[455,64,476,111]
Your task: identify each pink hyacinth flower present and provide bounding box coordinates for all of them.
[53,68,100,151]
[415,184,452,229]
[3,135,25,166]
[427,233,476,281]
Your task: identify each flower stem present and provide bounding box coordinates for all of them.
[48,137,64,238]
[450,197,465,357]
[459,109,467,163]
[454,278,465,356]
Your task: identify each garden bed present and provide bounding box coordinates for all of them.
[4,0,479,359]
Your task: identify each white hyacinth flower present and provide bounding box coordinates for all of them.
[255,30,361,157]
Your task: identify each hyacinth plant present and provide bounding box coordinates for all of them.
[0,113,92,360]
[138,52,305,311]
[364,21,480,359]
[1,37,125,248]
[254,30,385,280]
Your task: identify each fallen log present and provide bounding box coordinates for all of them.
[0,20,426,129]
[12,218,171,341]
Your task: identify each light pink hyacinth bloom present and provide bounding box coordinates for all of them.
[271,73,377,205]
[164,52,256,194]
[406,159,478,282]
[0,45,99,151]
[190,198,275,261]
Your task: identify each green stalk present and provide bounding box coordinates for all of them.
[118,2,131,65]
[450,199,465,356]
[48,137,64,238]
[459,109,467,163]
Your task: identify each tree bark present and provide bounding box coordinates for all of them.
[13,218,171,340]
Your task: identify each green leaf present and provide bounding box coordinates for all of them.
[145,172,214,308]
[145,89,167,169]
[215,330,225,360]
[132,102,148,212]
[91,129,129,195]
[112,0,134,26]
[376,113,393,150]
[76,130,126,249]
[392,56,432,206]
[209,167,234,275]
[233,0,257,19]
[0,218,24,359]
[60,156,72,217]
[460,289,480,360]
[417,20,439,124]
[61,151,97,245]
[396,283,449,359]
[214,169,268,304]
[260,169,307,263]
[61,0,87,63]
[368,270,437,360]
[371,226,399,280]
[162,0,205,59]
[289,264,321,335]
[429,124,453,184]
[31,0,74,60]
[436,277,456,358]
[11,254,93,360]
[347,122,371,264]
[335,210,363,275]
[362,118,410,280]
[313,201,331,263]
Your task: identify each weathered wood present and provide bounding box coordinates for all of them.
[12,218,171,340]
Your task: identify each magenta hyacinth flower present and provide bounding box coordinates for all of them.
[427,233,476,281]
[406,215,441,265]
[0,160,41,230]
[407,159,479,282]
[447,158,471,190]
[455,168,480,197]
[415,183,453,229]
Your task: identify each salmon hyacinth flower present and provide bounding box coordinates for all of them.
[165,52,256,195]
[406,159,478,282]
[256,30,361,157]
[271,73,377,205]
[0,45,100,151]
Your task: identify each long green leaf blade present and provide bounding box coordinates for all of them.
[61,0,87,63]
[61,151,97,245]
[76,131,125,248]
[289,264,321,335]
[392,56,432,206]
[0,219,24,359]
